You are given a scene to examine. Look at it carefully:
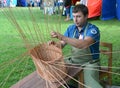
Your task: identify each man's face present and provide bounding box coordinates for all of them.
[72,11,87,27]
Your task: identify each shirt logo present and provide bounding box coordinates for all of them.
[91,29,97,34]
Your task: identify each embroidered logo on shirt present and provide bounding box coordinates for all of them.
[91,29,97,34]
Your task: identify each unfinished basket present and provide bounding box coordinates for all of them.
[29,43,67,82]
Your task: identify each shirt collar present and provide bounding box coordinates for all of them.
[74,22,88,33]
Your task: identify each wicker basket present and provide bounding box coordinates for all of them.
[29,43,67,82]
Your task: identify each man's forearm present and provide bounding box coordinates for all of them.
[61,35,94,49]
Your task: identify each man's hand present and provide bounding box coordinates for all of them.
[50,31,66,48]
[50,31,63,40]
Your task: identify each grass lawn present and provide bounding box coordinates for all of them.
[0,7,120,87]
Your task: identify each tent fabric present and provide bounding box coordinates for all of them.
[21,0,27,7]
[17,0,27,6]
[87,0,102,18]
[101,0,116,20]
[116,0,120,20]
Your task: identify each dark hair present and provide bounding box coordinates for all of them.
[72,4,88,16]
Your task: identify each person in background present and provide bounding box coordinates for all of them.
[30,0,34,7]
[80,0,88,6]
[0,0,3,7]
[43,0,54,15]
[39,0,43,9]
[3,0,7,7]
[64,0,71,21]
[49,4,103,88]
[57,0,63,14]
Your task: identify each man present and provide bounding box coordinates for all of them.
[50,4,103,88]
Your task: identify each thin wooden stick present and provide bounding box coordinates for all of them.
[52,62,120,76]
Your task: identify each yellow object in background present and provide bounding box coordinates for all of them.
[75,1,80,5]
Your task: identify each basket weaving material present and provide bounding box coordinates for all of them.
[29,44,67,82]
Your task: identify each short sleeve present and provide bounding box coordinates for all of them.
[86,26,100,41]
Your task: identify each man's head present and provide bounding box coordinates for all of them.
[72,4,88,17]
[72,4,89,27]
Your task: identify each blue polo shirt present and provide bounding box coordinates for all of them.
[64,22,100,60]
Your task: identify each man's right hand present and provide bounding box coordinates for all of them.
[50,31,64,40]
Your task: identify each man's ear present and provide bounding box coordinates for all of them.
[85,14,88,20]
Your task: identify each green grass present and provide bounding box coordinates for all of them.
[0,7,120,87]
